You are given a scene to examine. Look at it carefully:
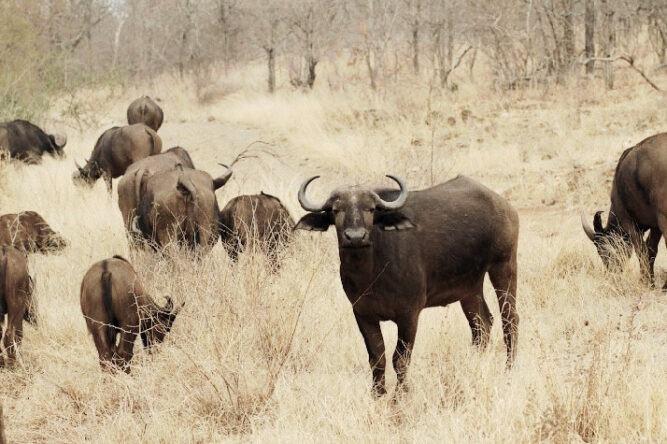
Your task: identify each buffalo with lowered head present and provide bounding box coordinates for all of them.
[219,192,294,263]
[0,211,68,254]
[127,96,164,132]
[0,245,36,367]
[582,132,667,290]
[117,147,195,234]
[132,165,233,251]
[80,255,182,373]
[0,120,66,164]
[296,175,520,396]
[73,123,162,191]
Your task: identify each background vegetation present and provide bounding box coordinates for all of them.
[0,0,665,442]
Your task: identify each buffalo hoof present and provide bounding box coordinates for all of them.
[371,384,387,398]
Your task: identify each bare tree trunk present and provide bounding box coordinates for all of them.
[563,0,575,74]
[445,10,454,69]
[411,0,421,74]
[585,0,595,74]
[112,18,126,70]
[366,50,377,90]
[265,47,276,93]
[601,0,615,89]
[306,54,317,88]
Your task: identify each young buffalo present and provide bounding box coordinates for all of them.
[0,211,68,254]
[219,192,294,264]
[80,256,182,373]
[0,246,35,367]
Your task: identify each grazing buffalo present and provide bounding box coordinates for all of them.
[132,166,233,251]
[296,175,520,396]
[73,124,162,191]
[127,96,164,132]
[0,246,36,367]
[118,147,196,234]
[0,211,68,254]
[80,256,182,373]
[582,132,667,290]
[0,120,66,164]
[219,192,294,263]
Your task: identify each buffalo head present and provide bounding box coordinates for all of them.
[142,297,184,348]
[72,159,101,186]
[581,211,632,271]
[295,175,415,249]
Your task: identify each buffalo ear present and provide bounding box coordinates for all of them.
[295,212,332,231]
[374,211,415,231]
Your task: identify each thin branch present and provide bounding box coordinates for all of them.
[580,55,663,91]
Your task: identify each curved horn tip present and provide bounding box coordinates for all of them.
[298,176,326,212]
[581,212,596,241]
[376,175,408,210]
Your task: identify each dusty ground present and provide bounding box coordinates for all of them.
[0,63,666,442]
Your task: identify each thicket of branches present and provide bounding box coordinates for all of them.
[0,0,665,119]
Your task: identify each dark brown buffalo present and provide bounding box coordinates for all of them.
[127,96,164,132]
[296,175,520,396]
[0,120,66,164]
[0,246,36,367]
[582,133,667,290]
[73,123,162,191]
[0,211,68,254]
[80,256,182,373]
[219,192,294,263]
[132,166,232,251]
[117,147,196,233]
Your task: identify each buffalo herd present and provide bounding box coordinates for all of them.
[0,96,665,398]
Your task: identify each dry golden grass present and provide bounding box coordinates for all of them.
[1,60,666,442]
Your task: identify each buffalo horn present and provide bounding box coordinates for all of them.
[131,216,142,235]
[213,163,233,189]
[298,176,326,212]
[374,175,409,211]
[581,212,596,241]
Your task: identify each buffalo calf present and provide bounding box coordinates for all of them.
[220,192,294,264]
[296,175,520,396]
[80,256,181,373]
[0,246,35,367]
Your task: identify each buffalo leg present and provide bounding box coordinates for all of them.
[114,330,137,373]
[90,325,115,371]
[3,311,24,366]
[393,313,419,391]
[460,291,493,348]
[354,313,387,397]
[489,260,519,365]
[645,229,662,287]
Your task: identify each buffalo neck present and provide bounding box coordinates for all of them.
[338,246,375,299]
[604,205,626,237]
